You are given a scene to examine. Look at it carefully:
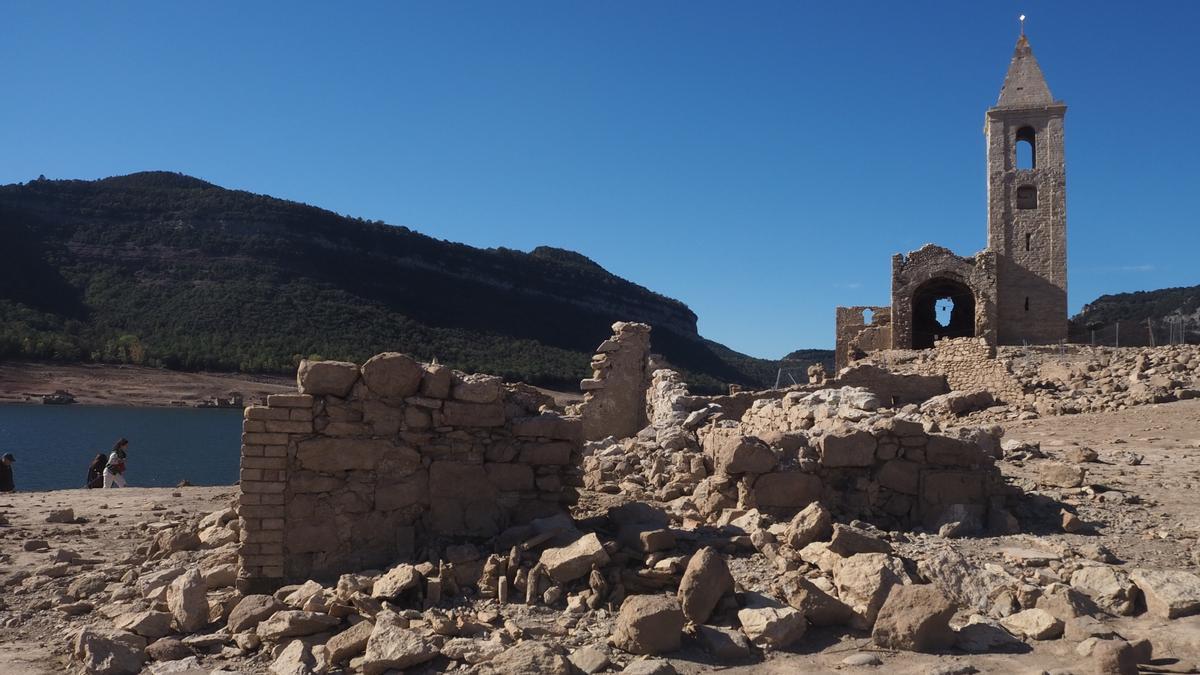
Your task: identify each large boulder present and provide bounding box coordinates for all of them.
[1070,566,1138,616]
[227,594,286,633]
[736,594,806,650]
[784,502,832,550]
[611,595,685,655]
[297,359,360,397]
[71,627,147,675]
[540,533,611,584]
[255,610,341,641]
[166,568,208,632]
[832,553,910,629]
[362,610,438,675]
[705,429,778,475]
[1000,608,1064,640]
[113,610,173,640]
[1129,569,1200,619]
[779,572,854,627]
[871,584,957,652]
[371,563,422,599]
[678,547,734,624]
[361,352,424,398]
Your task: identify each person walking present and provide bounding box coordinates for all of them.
[0,453,15,492]
[103,439,129,488]
[86,453,107,489]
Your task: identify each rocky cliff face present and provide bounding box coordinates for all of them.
[0,172,766,390]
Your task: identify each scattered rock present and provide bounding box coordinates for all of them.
[72,627,147,675]
[611,594,684,655]
[255,610,340,641]
[1000,608,1064,640]
[871,584,957,652]
[228,594,286,633]
[361,610,438,675]
[677,546,733,624]
[541,533,611,584]
[165,568,208,633]
[1129,569,1200,619]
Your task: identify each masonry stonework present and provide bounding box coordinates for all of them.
[236,353,582,592]
[577,322,652,441]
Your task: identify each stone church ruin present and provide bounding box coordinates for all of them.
[836,35,1068,371]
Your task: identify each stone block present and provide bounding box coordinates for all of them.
[441,401,505,427]
[818,427,877,467]
[877,459,921,495]
[486,462,535,491]
[297,359,360,397]
[519,441,573,465]
[296,437,419,473]
[452,373,501,403]
[361,352,424,398]
[267,393,314,408]
[512,414,583,441]
[420,364,453,399]
[751,472,822,509]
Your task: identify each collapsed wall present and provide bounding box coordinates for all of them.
[237,353,581,592]
[577,322,652,441]
[697,387,1008,530]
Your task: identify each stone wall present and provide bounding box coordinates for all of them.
[578,322,652,441]
[929,337,1025,403]
[700,388,1007,530]
[834,306,892,371]
[237,353,582,592]
[890,245,998,350]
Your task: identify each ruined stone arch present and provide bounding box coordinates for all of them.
[890,245,998,351]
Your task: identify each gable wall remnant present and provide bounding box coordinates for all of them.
[578,322,652,441]
[236,353,582,593]
[835,306,892,371]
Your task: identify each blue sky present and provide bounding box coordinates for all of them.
[2,2,1197,358]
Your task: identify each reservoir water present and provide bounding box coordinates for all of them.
[0,404,243,492]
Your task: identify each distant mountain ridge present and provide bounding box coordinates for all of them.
[1070,285,1200,346]
[0,172,784,392]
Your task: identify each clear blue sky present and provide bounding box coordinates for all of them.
[2,2,1197,358]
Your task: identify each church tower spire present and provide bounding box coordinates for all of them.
[985,33,1068,345]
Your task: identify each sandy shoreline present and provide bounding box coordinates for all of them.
[0,361,294,408]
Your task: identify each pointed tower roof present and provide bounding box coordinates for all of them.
[995,35,1055,108]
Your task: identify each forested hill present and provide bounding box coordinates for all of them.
[0,172,780,392]
[1070,285,1200,346]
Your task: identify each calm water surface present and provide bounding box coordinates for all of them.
[0,404,242,491]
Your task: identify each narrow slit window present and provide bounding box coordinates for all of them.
[1024,297,1030,311]
[1017,185,1037,209]
[1016,126,1036,169]
[1025,232,1032,250]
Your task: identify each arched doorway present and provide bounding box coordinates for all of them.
[912,278,976,348]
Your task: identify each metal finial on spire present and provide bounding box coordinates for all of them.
[1019,14,1026,36]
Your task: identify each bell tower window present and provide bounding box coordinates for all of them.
[1016,185,1037,209]
[1016,126,1036,169]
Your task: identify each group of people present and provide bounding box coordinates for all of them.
[0,438,131,493]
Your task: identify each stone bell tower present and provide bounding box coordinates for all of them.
[986,35,1068,345]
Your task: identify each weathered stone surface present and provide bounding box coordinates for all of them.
[678,546,733,624]
[166,568,208,633]
[833,552,909,629]
[297,359,359,397]
[114,610,173,640]
[255,610,341,641]
[541,533,611,584]
[1070,566,1137,616]
[569,645,612,674]
[827,523,892,556]
[612,595,685,655]
[295,437,416,473]
[620,658,679,675]
[420,364,453,398]
[1129,569,1200,619]
[1039,462,1086,488]
[482,641,573,675]
[707,430,777,475]
[71,627,147,675]
[227,594,286,633]
[326,620,373,664]
[1000,608,1064,640]
[1092,639,1138,675]
[784,501,832,550]
[269,639,315,675]
[371,563,421,599]
[737,594,806,650]
[871,584,957,652]
[362,611,438,675]
[696,625,752,661]
[818,426,877,467]
[779,571,855,626]
[361,352,424,398]
[440,637,505,664]
[144,638,191,662]
[452,373,502,403]
[751,472,823,509]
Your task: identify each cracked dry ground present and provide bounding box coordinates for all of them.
[4,400,1200,674]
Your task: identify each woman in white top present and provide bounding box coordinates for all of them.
[103,438,129,488]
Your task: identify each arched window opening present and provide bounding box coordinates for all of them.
[912,278,976,349]
[1017,185,1037,209]
[1025,232,1032,251]
[862,308,874,325]
[1016,126,1036,169]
